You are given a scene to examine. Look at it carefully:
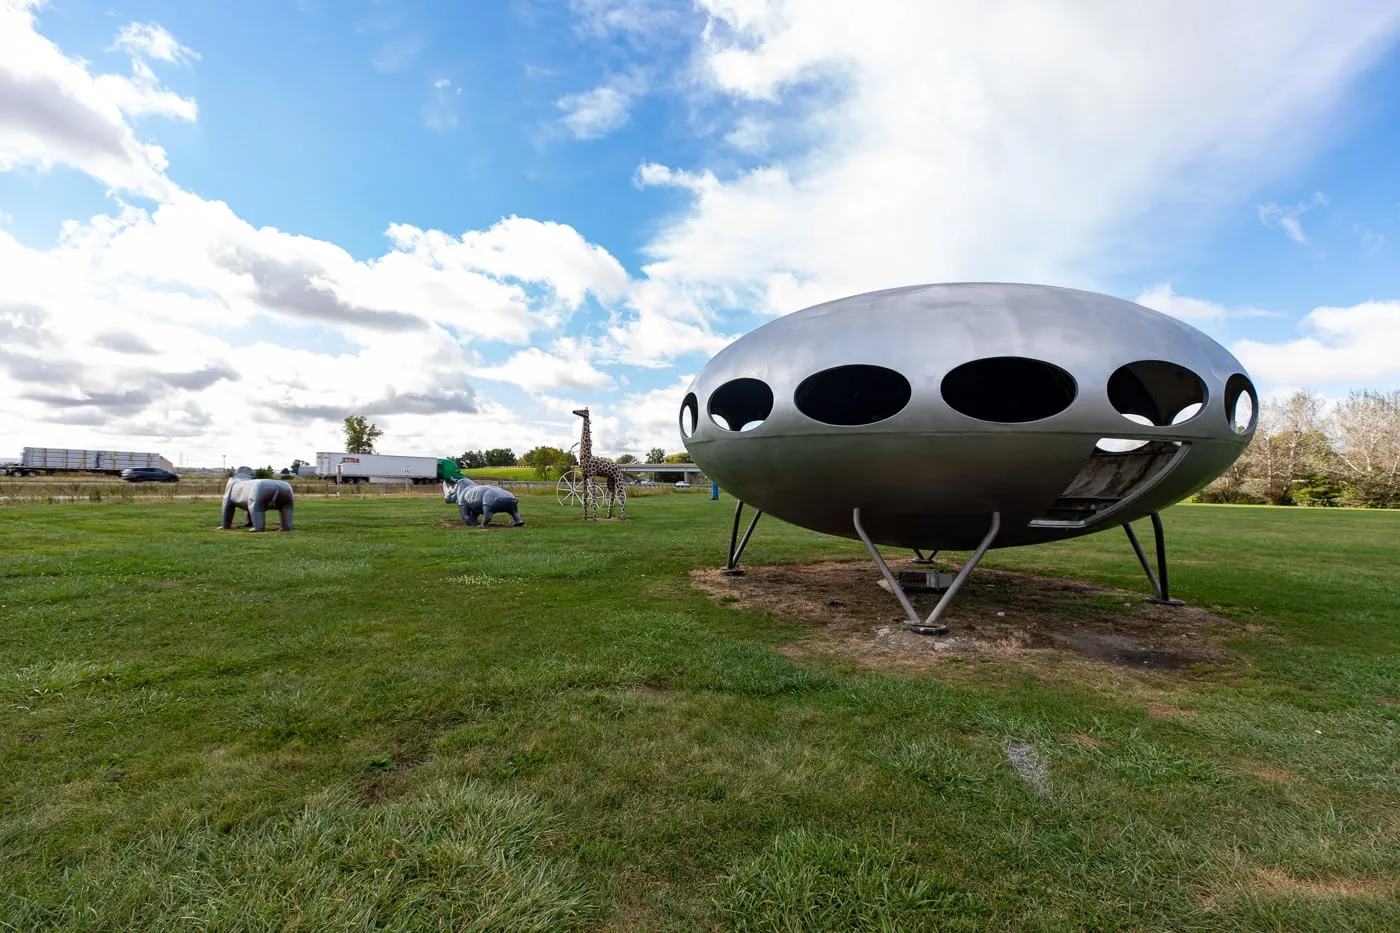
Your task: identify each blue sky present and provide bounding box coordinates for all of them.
[3,1,672,258]
[2,0,1399,466]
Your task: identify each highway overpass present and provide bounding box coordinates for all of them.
[619,463,705,476]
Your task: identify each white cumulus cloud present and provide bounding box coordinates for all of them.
[631,0,1400,320]
[387,216,630,311]
[471,346,615,394]
[1134,284,1273,325]
[110,22,200,65]
[1136,284,1229,321]
[555,70,646,139]
[1233,301,1400,388]
[0,3,196,197]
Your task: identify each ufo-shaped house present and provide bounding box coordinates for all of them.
[680,283,1257,628]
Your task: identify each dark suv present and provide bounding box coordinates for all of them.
[121,467,180,483]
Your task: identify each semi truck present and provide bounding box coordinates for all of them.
[314,452,465,485]
[2,447,174,477]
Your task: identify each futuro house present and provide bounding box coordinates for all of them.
[679,283,1257,631]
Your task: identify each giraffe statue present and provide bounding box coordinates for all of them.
[572,407,628,520]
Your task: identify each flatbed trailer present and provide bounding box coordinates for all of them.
[3,447,173,477]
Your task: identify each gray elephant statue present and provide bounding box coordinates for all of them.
[443,478,524,528]
[222,475,295,532]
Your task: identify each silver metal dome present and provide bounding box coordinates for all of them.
[681,283,1256,551]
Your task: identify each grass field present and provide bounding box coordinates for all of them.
[463,467,543,481]
[1,496,1397,930]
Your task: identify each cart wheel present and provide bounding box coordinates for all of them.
[585,479,607,515]
[556,469,586,506]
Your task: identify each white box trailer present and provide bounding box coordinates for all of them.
[315,452,442,485]
[6,447,172,476]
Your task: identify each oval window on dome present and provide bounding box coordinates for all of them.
[1096,437,1152,453]
[940,357,1077,423]
[708,378,774,432]
[1224,373,1257,434]
[1097,413,1153,453]
[679,393,698,438]
[1108,360,1205,426]
[794,364,912,426]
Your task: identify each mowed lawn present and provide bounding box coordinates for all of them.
[1,495,1397,931]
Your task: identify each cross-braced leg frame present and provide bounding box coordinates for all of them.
[721,499,763,575]
[1122,512,1185,606]
[853,509,1001,635]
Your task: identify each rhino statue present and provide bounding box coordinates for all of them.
[443,477,524,528]
[221,474,295,532]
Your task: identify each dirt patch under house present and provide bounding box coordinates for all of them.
[693,558,1247,674]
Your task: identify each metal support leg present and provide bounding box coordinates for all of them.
[853,508,922,627]
[1123,522,1160,599]
[854,509,1001,635]
[1148,512,1184,606]
[722,500,763,575]
[1123,514,1184,606]
[911,548,939,565]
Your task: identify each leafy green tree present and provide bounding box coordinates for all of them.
[615,454,638,464]
[520,446,572,479]
[253,465,275,479]
[483,448,517,467]
[646,447,665,463]
[343,415,383,454]
[649,451,696,483]
[456,450,486,470]
[1293,471,1343,507]
[289,458,309,474]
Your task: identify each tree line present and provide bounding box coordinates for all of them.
[1198,389,1400,508]
[454,449,519,469]
[485,447,695,480]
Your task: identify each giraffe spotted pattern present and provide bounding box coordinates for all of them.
[572,406,628,520]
